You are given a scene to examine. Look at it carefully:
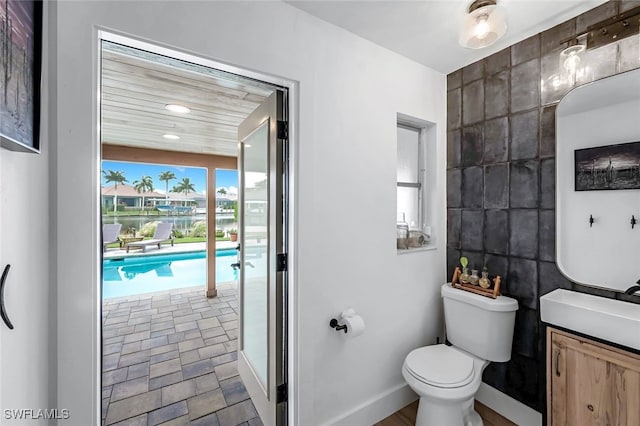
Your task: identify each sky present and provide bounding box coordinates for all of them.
[101,160,238,194]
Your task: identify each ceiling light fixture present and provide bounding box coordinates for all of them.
[459,0,507,49]
[164,104,191,114]
[163,134,180,140]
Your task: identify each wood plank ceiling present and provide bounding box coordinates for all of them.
[100,42,274,157]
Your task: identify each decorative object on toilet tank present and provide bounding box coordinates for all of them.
[459,256,470,284]
[479,267,491,289]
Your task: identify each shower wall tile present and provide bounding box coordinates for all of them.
[511,59,540,113]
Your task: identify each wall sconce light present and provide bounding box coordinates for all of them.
[559,42,586,87]
[459,0,507,49]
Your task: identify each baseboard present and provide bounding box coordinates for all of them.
[476,383,542,426]
[321,384,417,426]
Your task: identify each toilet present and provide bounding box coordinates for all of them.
[402,283,518,426]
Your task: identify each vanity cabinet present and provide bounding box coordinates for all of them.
[547,327,640,426]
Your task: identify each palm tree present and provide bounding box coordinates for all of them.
[132,175,154,212]
[158,171,176,205]
[172,177,196,206]
[102,170,127,214]
[216,188,227,196]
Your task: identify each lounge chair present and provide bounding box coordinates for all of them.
[102,223,122,252]
[126,222,174,253]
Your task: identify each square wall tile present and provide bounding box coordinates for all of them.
[540,159,555,209]
[509,209,539,259]
[448,129,461,169]
[462,167,484,208]
[541,20,576,55]
[484,254,509,283]
[620,0,640,13]
[447,248,461,279]
[447,88,461,130]
[541,50,571,106]
[485,70,509,120]
[463,80,485,125]
[484,209,509,255]
[540,106,556,157]
[447,169,462,208]
[447,209,461,248]
[577,43,618,84]
[510,161,540,208]
[511,34,540,66]
[463,61,484,84]
[507,257,538,309]
[447,70,462,90]
[511,110,539,161]
[461,250,484,272]
[539,210,555,262]
[512,307,538,358]
[485,48,510,75]
[619,35,640,73]
[461,209,484,252]
[483,117,509,164]
[539,261,573,297]
[484,164,509,209]
[462,125,484,167]
[511,59,540,113]
[576,1,618,34]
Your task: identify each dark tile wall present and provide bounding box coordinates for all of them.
[446,0,640,414]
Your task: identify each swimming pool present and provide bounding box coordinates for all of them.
[102,249,238,299]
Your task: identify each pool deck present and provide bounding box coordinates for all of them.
[102,281,262,425]
[104,241,237,260]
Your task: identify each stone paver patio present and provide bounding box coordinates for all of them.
[102,281,262,426]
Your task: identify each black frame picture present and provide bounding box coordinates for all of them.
[0,0,42,153]
[575,141,640,191]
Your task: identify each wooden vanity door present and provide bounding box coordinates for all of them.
[547,327,640,426]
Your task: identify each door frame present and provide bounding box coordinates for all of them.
[95,30,299,424]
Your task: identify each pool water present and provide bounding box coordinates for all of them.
[102,249,238,299]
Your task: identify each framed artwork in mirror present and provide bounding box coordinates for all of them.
[0,0,42,153]
[575,141,640,191]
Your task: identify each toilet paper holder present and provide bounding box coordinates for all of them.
[329,318,348,333]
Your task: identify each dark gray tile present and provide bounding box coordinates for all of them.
[182,359,214,380]
[210,352,237,368]
[447,69,462,90]
[503,354,539,405]
[511,110,539,161]
[462,125,484,166]
[511,59,540,113]
[540,106,556,157]
[103,367,129,387]
[447,169,462,208]
[539,210,556,263]
[577,43,618,85]
[541,50,571,106]
[484,254,508,283]
[149,371,184,391]
[484,209,509,255]
[510,161,539,208]
[447,248,461,281]
[220,376,250,406]
[539,261,573,297]
[512,307,538,358]
[540,159,555,209]
[485,70,509,120]
[463,61,484,84]
[463,80,484,125]
[483,117,508,164]
[447,209,461,248]
[511,34,540,66]
[195,372,220,394]
[506,258,538,309]
[485,48,510,75]
[484,164,509,209]
[509,210,538,259]
[147,401,188,426]
[619,34,640,73]
[161,379,197,405]
[541,20,576,54]
[462,167,484,208]
[149,358,181,379]
[576,2,618,34]
[447,129,461,169]
[103,353,121,371]
[110,376,149,403]
[620,1,640,13]
[448,88,462,130]
[126,362,149,381]
[104,389,162,425]
[461,209,484,251]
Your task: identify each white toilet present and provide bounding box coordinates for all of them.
[402,283,518,426]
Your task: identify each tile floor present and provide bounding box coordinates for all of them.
[102,281,263,426]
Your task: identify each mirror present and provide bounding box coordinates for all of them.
[556,68,640,292]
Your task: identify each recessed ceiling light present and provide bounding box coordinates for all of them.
[164,104,191,114]
[163,134,180,140]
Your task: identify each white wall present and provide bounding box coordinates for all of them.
[557,69,640,292]
[0,2,52,421]
[54,1,446,424]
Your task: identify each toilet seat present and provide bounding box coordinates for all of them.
[405,345,475,388]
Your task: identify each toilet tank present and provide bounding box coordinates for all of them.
[442,283,518,362]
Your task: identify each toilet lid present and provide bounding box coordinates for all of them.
[405,345,474,388]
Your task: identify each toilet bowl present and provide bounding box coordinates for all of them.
[402,345,488,426]
[402,283,518,426]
